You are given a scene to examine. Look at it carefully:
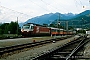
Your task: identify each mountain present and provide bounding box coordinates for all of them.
[67,10,90,28]
[19,23,24,28]
[25,12,76,25]
[20,10,90,29]
[75,10,90,17]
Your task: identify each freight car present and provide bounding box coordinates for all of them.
[21,23,75,36]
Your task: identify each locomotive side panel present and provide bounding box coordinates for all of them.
[32,26,39,34]
[39,27,50,34]
[32,26,50,36]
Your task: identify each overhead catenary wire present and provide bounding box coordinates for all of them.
[41,0,85,14]
[0,5,32,17]
[41,0,64,13]
[0,0,89,23]
[74,0,81,12]
[74,0,87,9]
[28,0,50,13]
[46,0,74,14]
[78,0,83,5]
[89,0,90,4]
[28,0,62,25]
[0,5,33,23]
[78,0,85,9]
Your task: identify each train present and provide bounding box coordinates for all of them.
[21,23,76,36]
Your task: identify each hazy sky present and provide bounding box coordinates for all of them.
[0,0,90,23]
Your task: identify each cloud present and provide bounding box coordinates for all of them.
[0,0,89,23]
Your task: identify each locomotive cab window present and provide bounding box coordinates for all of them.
[31,26,34,29]
[23,25,30,29]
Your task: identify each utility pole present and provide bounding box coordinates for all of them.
[58,13,60,26]
[56,13,60,28]
[55,13,60,37]
[58,13,60,21]
[17,17,18,35]
[66,21,68,35]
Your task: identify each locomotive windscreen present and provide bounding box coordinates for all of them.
[22,24,30,29]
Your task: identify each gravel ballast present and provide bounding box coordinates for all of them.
[0,35,79,60]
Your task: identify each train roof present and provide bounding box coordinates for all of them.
[23,23,42,26]
[49,27,64,30]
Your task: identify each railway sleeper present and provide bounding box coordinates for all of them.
[56,52,71,54]
[50,56,90,59]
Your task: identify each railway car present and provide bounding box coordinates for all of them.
[50,27,74,35]
[68,30,73,35]
[50,27,59,35]
[59,29,64,35]
[50,27,64,36]
[21,23,51,36]
[86,31,90,35]
[63,30,75,35]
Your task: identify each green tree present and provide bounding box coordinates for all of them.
[49,24,55,27]
[0,23,9,34]
[42,24,48,27]
[7,21,19,34]
[0,21,20,34]
[0,29,3,34]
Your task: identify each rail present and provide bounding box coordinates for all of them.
[32,36,90,60]
[0,36,72,58]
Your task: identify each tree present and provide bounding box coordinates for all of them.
[49,24,55,27]
[68,26,73,30]
[0,29,3,34]
[7,21,19,34]
[42,24,48,27]
[0,23,9,34]
[0,21,20,34]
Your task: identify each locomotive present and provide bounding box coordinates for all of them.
[21,23,50,36]
[21,23,75,36]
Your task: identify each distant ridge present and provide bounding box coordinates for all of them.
[25,12,76,25]
[74,10,90,18]
[67,10,90,28]
[19,10,90,28]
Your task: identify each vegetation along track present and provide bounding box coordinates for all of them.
[32,36,90,60]
[0,36,72,58]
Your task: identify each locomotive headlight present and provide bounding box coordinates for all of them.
[21,29,24,32]
[27,31,29,32]
[22,31,24,32]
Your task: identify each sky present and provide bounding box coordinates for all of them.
[0,0,90,23]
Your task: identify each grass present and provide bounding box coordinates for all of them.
[0,34,21,39]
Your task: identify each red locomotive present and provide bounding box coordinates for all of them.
[21,23,51,36]
[21,23,75,36]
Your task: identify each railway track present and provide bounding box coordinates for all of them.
[0,36,72,58]
[32,35,90,60]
